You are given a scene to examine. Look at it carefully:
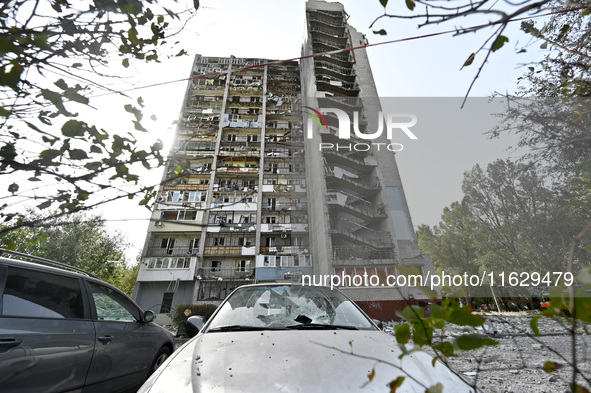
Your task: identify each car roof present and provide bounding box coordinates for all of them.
[0,249,97,278]
[0,256,92,279]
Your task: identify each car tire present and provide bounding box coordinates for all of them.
[149,346,171,375]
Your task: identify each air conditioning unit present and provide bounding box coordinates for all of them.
[280,233,288,239]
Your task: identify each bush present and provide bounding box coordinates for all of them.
[171,303,218,328]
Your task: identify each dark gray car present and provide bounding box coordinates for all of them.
[0,250,175,393]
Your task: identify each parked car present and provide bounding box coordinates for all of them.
[139,283,476,393]
[0,250,175,393]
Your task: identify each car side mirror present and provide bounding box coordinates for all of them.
[144,310,156,323]
[372,319,384,330]
[186,315,205,338]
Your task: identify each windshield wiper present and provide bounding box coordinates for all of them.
[286,323,358,330]
[207,325,286,332]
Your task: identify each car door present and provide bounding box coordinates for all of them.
[0,265,95,393]
[84,281,159,392]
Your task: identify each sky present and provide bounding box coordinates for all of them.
[84,0,548,261]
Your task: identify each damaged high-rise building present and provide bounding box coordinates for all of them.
[133,0,438,321]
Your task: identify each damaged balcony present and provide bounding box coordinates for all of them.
[213,177,257,193]
[332,246,396,263]
[325,169,380,193]
[326,192,387,220]
[197,265,255,280]
[316,77,360,97]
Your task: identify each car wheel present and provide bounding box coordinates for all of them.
[149,346,171,375]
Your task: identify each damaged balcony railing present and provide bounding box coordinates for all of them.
[330,218,393,248]
[332,246,395,262]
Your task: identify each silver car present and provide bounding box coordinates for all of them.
[139,284,475,393]
[0,251,175,393]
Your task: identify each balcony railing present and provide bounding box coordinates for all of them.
[196,266,255,279]
[203,246,252,256]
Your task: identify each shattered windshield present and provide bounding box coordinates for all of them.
[205,285,375,331]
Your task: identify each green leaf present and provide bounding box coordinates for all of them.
[448,308,485,327]
[426,383,444,393]
[387,376,405,393]
[395,323,411,344]
[411,324,432,346]
[68,149,89,160]
[0,63,24,90]
[530,316,540,336]
[543,361,563,373]
[570,384,591,393]
[455,334,498,350]
[0,105,11,117]
[55,79,68,90]
[461,53,475,69]
[128,27,141,46]
[405,0,415,11]
[124,104,143,122]
[37,200,52,210]
[379,0,388,7]
[62,120,86,137]
[41,89,74,116]
[193,0,200,10]
[39,149,61,163]
[557,24,570,40]
[433,342,455,357]
[133,120,148,132]
[373,29,387,36]
[540,41,548,49]
[491,35,509,52]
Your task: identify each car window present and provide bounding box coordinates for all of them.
[89,282,140,322]
[1,267,84,319]
[207,285,375,330]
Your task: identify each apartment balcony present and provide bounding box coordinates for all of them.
[144,247,199,258]
[216,166,259,174]
[311,38,347,54]
[308,9,346,20]
[325,171,380,193]
[203,245,256,256]
[225,100,262,109]
[314,63,356,83]
[259,246,311,256]
[309,15,346,29]
[218,148,261,158]
[190,84,225,93]
[333,246,395,264]
[326,193,387,220]
[330,228,393,250]
[254,266,312,282]
[197,266,255,280]
[260,223,307,234]
[262,201,307,212]
[316,80,360,97]
[322,148,371,171]
[174,149,215,158]
[315,54,353,68]
[212,182,257,193]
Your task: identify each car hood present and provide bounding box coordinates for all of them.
[140,330,475,393]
